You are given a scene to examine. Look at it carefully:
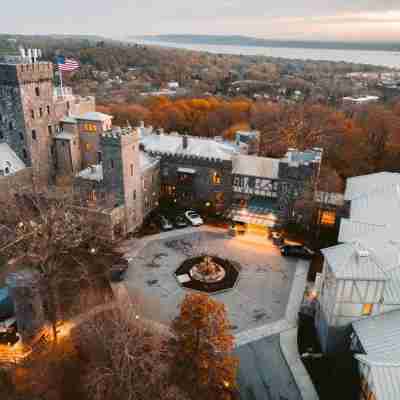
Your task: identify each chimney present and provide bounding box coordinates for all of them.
[182,135,188,150]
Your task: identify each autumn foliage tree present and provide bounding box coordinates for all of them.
[172,293,238,400]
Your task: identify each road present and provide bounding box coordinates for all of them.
[235,334,301,400]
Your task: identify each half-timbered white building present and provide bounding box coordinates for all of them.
[316,172,400,400]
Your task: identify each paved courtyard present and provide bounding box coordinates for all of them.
[124,229,298,333]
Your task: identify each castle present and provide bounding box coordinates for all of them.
[0,51,324,240]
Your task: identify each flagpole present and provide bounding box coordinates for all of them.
[59,67,64,98]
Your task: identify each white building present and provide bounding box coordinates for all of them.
[316,172,400,399]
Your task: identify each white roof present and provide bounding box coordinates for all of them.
[344,172,400,201]
[76,112,112,122]
[77,164,103,182]
[140,152,159,171]
[321,242,387,281]
[353,310,400,400]
[140,133,239,161]
[232,155,280,179]
[0,143,26,175]
[61,116,78,124]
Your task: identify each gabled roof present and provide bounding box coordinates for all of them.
[344,172,400,201]
[76,112,112,122]
[353,310,400,400]
[321,242,387,281]
[0,143,26,175]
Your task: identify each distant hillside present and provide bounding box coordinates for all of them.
[133,34,400,52]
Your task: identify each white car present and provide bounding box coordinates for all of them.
[184,210,204,226]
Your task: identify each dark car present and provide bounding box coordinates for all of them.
[280,245,315,259]
[174,215,188,229]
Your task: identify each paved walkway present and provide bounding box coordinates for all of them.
[235,334,302,400]
[280,328,319,400]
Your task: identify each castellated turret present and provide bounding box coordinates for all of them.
[0,61,55,186]
[100,127,143,234]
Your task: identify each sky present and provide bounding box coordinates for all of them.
[2,0,400,41]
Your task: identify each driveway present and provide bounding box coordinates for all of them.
[235,334,301,400]
[123,228,298,333]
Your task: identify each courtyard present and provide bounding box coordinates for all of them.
[123,228,300,334]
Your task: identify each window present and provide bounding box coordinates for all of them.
[22,149,27,159]
[98,151,102,163]
[32,130,37,140]
[47,105,51,115]
[84,123,97,132]
[66,101,70,110]
[0,131,3,140]
[31,109,35,119]
[89,191,97,202]
[130,164,134,176]
[133,190,136,200]
[39,108,43,117]
[212,171,222,185]
[9,121,13,130]
[110,159,114,169]
[19,132,24,141]
[35,87,40,97]
[48,125,52,135]
[362,304,373,316]
[320,210,336,226]
[85,143,92,151]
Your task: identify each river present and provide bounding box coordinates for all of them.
[133,39,400,69]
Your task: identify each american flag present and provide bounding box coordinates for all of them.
[57,56,80,72]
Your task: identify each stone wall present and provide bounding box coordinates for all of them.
[157,153,233,211]
[142,161,160,218]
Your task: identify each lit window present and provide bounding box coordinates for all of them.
[362,304,373,316]
[84,123,97,132]
[212,171,222,185]
[320,210,336,226]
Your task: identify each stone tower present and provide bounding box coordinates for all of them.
[0,60,56,186]
[6,270,46,344]
[100,127,143,234]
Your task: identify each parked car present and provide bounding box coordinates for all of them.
[269,230,284,246]
[280,245,315,259]
[174,215,188,229]
[184,210,204,226]
[159,215,173,231]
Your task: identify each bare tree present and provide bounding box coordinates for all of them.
[75,301,188,400]
[0,190,119,344]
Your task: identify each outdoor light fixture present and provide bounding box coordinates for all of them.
[205,202,211,207]
[89,247,97,254]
